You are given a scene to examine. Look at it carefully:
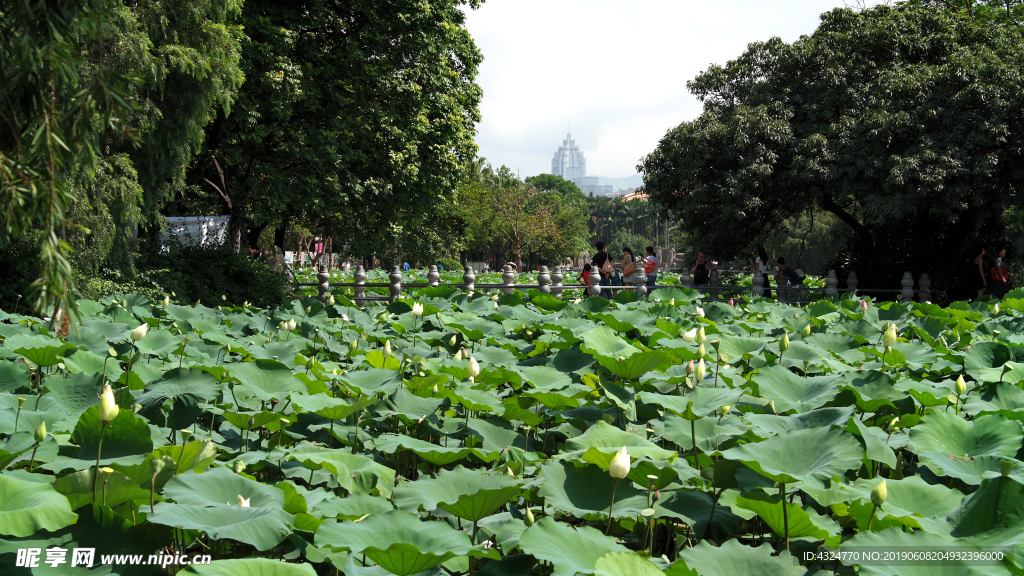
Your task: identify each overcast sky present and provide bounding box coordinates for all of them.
[463,0,882,180]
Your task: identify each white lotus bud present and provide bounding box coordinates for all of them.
[467,357,481,379]
[454,349,463,360]
[956,375,967,396]
[780,333,790,351]
[695,359,706,382]
[696,327,706,344]
[883,324,897,347]
[289,319,298,331]
[98,384,120,422]
[802,324,811,337]
[668,298,675,306]
[163,296,170,307]
[695,306,705,318]
[450,335,457,346]
[411,302,424,317]
[682,328,696,342]
[698,343,705,358]
[34,421,46,443]
[384,340,392,358]
[994,303,1000,314]
[871,479,887,507]
[130,323,148,341]
[609,446,631,479]
[328,295,335,305]
[717,405,731,417]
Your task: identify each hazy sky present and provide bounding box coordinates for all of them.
[463,0,881,179]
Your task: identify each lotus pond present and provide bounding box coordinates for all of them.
[1,287,1023,575]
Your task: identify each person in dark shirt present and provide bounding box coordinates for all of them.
[690,252,717,288]
[776,257,804,299]
[591,241,611,298]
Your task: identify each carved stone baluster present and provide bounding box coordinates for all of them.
[427,265,440,287]
[389,266,403,303]
[901,271,914,303]
[538,266,551,294]
[918,272,931,303]
[825,270,839,299]
[551,266,564,297]
[354,265,366,307]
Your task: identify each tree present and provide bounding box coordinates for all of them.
[186,0,484,264]
[640,3,1024,299]
[525,174,581,196]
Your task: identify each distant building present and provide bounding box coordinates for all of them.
[551,131,586,181]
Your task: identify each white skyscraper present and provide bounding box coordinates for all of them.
[551,131,586,181]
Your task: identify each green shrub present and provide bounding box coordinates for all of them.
[148,246,286,308]
[0,239,41,314]
[436,257,462,273]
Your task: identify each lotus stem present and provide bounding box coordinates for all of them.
[691,418,700,471]
[92,423,106,503]
[150,474,156,513]
[605,479,620,535]
[866,502,878,531]
[14,404,23,433]
[781,482,790,551]
[28,442,39,470]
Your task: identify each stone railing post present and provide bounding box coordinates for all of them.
[427,265,440,287]
[752,270,764,297]
[354,265,366,307]
[709,269,721,300]
[502,265,516,294]
[680,265,692,287]
[317,264,331,302]
[901,271,914,303]
[538,266,551,294]
[551,266,564,296]
[825,270,839,299]
[846,271,859,295]
[918,272,931,303]
[462,265,476,293]
[588,265,601,297]
[634,268,647,298]
[389,265,403,303]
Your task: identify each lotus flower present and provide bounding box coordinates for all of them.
[871,479,887,507]
[728,298,734,306]
[717,405,731,417]
[994,303,1000,314]
[696,326,706,344]
[955,375,967,396]
[450,335,457,346]
[342,314,350,322]
[687,359,695,374]
[860,300,868,311]
[695,306,705,318]
[524,507,535,526]
[98,384,120,423]
[163,296,170,307]
[668,298,675,306]
[780,333,790,351]
[384,340,392,358]
[883,324,897,347]
[467,357,481,379]
[130,323,148,341]
[887,416,899,433]
[238,495,250,507]
[682,328,696,342]
[698,343,705,359]
[234,460,247,474]
[328,295,335,305]
[802,324,811,337]
[411,302,424,316]
[695,359,707,382]
[609,446,631,479]
[34,421,47,443]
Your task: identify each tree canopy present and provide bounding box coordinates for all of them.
[640,2,1024,298]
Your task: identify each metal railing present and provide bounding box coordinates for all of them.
[294,264,938,307]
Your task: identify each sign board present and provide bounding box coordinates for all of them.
[285,251,293,263]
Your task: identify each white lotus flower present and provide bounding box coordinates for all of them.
[695,327,706,344]
[342,314,350,323]
[467,357,481,379]
[450,335,457,346]
[238,495,251,508]
[328,295,335,305]
[955,375,967,396]
[994,303,1000,314]
[163,296,170,307]
[682,328,697,342]
[97,384,120,423]
[695,306,705,318]
[780,333,790,351]
[130,323,148,341]
[871,479,887,507]
[883,324,897,347]
[609,446,631,479]
[411,302,424,317]
[287,319,297,331]
[384,340,392,358]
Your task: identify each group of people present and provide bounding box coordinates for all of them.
[579,241,660,298]
[689,246,804,296]
[973,247,1013,299]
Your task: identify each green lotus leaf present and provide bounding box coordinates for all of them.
[4,333,76,367]
[393,465,522,520]
[669,539,805,576]
[180,558,317,576]
[292,393,375,421]
[313,492,395,520]
[518,516,630,576]
[581,326,641,360]
[315,509,481,575]
[286,443,396,494]
[594,551,666,576]
[716,335,767,361]
[71,405,153,464]
[559,420,676,463]
[639,388,743,421]
[442,385,504,414]
[597,350,674,380]
[743,407,854,436]
[537,460,647,519]
[134,328,181,357]
[52,468,153,510]
[0,473,78,536]
[0,361,31,392]
[750,365,841,413]
[908,410,1022,459]
[963,381,1024,416]
[840,370,909,413]
[916,452,1024,485]
[228,359,305,401]
[374,433,494,466]
[721,427,864,487]
[948,476,1024,547]
[654,490,742,543]
[340,368,403,396]
[148,503,295,551]
[734,491,836,540]
[137,368,222,429]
